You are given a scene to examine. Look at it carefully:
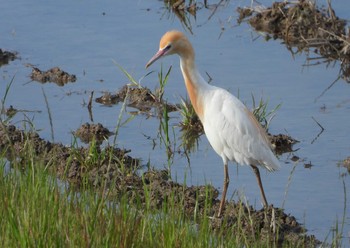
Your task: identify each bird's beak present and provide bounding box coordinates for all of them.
[145,48,167,69]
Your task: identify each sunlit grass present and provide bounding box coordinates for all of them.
[0,161,249,247]
[0,163,141,247]
[251,95,281,131]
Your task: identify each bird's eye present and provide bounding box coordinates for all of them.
[165,44,171,50]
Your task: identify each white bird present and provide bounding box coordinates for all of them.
[146,30,280,217]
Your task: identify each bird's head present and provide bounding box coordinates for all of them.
[146,30,192,68]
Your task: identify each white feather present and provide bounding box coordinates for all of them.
[201,86,280,171]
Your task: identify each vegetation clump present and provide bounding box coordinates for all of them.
[237,0,350,81]
[30,66,77,86]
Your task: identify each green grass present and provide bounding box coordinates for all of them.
[0,162,140,247]
[251,95,281,131]
[178,98,202,153]
[0,75,15,123]
[0,160,247,247]
[156,65,176,172]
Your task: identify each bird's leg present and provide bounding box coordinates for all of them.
[217,162,229,217]
[250,164,268,208]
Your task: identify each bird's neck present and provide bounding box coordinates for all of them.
[180,57,208,121]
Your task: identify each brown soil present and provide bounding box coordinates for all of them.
[0,123,320,246]
[30,66,77,86]
[270,133,298,155]
[237,0,350,82]
[74,123,113,145]
[96,84,177,114]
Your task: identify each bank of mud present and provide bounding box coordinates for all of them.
[0,123,320,246]
[237,0,350,82]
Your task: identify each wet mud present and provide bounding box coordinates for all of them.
[74,123,113,145]
[0,123,319,246]
[30,66,77,86]
[270,133,298,155]
[96,84,177,114]
[237,0,350,81]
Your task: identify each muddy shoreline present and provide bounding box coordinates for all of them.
[237,0,350,82]
[0,123,319,246]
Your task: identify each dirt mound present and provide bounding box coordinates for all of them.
[96,84,177,114]
[270,133,298,155]
[30,66,77,86]
[0,123,319,246]
[237,0,350,81]
[74,123,113,145]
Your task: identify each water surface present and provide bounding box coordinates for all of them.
[1,0,349,242]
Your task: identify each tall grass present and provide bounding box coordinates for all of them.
[0,161,251,247]
[0,75,15,123]
[156,66,176,172]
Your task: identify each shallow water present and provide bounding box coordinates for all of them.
[1,0,349,243]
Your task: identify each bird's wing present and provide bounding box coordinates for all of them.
[203,88,280,171]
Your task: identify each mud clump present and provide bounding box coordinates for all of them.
[0,49,18,67]
[116,84,157,111]
[0,123,139,187]
[95,92,119,106]
[96,84,177,114]
[30,66,77,86]
[74,123,113,145]
[0,123,319,246]
[270,133,299,155]
[237,0,350,81]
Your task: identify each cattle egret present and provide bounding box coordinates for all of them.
[146,30,280,217]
